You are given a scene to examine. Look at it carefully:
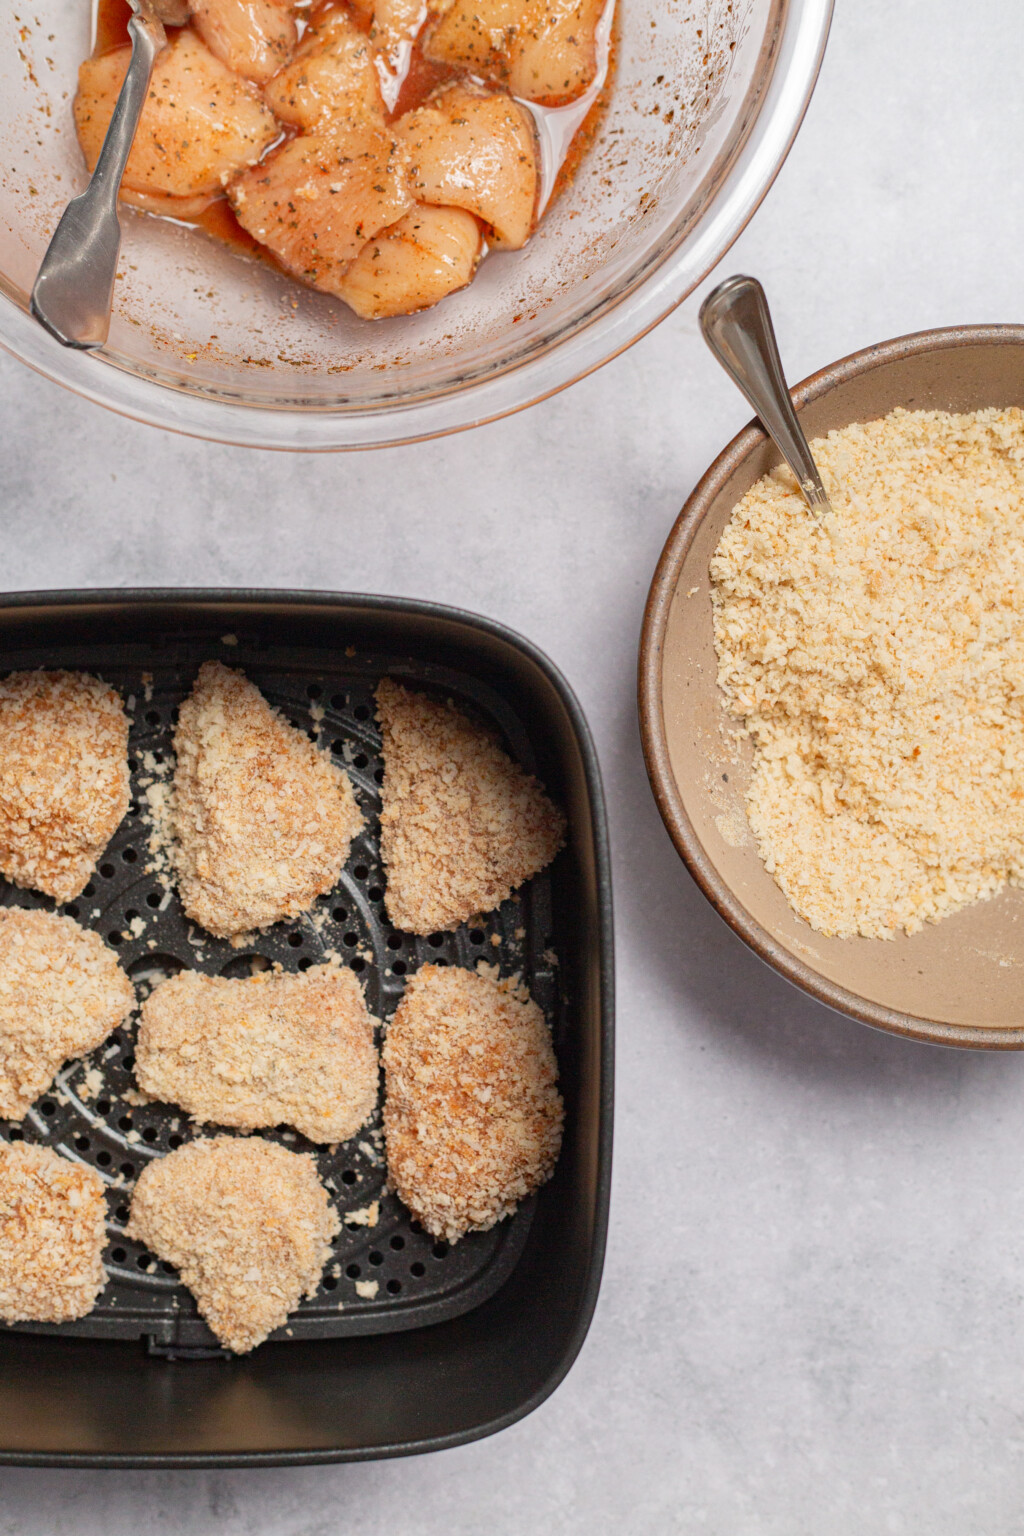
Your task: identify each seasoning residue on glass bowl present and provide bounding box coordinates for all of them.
[710,405,1024,942]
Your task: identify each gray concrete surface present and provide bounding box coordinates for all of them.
[3,1,1023,1530]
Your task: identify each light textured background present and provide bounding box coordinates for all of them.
[4,1,1024,1530]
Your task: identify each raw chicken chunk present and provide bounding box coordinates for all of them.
[169,661,364,938]
[383,965,563,1242]
[127,1136,340,1353]
[425,0,605,104]
[0,908,134,1122]
[191,0,298,84]
[375,678,565,934]
[338,204,482,317]
[0,670,130,903]
[136,965,379,1144]
[229,124,413,296]
[370,0,429,79]
[395,85,538,248]
[264,8,385,130]
[75,30,278,202]
[0,1143,108,1324]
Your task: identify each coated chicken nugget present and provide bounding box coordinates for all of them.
[0,670,130,903]
[127,1136,339,1353]
[170,662,364,938]
[0,1142,108,1323]
[383,964,563,1242]
[0,908,134,1122]
[376,678,565,934]
[136,964,379,1143]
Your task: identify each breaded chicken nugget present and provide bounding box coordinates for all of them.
[383,964,563,1242]
[127,1135,339,1353]
[375,679,565,934]
[0,908,134,1121]
[0,1142,108,1323]
[170,662,363,938]
[0,670,130,902]
[136,964,379,1143]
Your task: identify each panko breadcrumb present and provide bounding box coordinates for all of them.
[383,964,563,1242]
[170,662,364,937]
[376,679,565,934]
[0,1142,107,1323]
[711,406,1024,938]
[127,1135,339,1353]
[0,908,135,1121]
[136,964,379,1143]
[0,670,130,902]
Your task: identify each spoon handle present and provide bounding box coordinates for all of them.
[699,274,833,517]
[30,9,163,351]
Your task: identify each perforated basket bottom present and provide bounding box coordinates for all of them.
[0,627,562,1353]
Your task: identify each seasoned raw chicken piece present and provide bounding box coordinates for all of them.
[75,31,278,202]
[383,965,563,1242]
[0,908,134,1122]
[264,9,385,130]
[338,204,482,318]
[229,125,413,296]
[425,0,604,103]
[136,965,379,1144]
[375,678,565,933]
[170,662,364,938]
[127,1136,340,1353]
[0,670,130,903]
[191,0,298,84]
[395,85,538,248]
[0,1143,108,1324]
[370,0,429,78]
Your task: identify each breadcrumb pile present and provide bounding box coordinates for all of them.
[136,964,379,1143]
[0,670,130,902]
[0,1142,108,1323]
[376,679,565,934]
[711,406,1024,939]
[127,1135,339,1353]
[383,964,563,1242]
[0,908,135,1120]
[170,662,364,937]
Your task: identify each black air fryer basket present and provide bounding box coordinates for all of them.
[0,591,613,1466]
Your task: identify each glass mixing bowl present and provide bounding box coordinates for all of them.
[0,0,831,448]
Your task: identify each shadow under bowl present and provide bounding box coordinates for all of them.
[639,324,1024,1049]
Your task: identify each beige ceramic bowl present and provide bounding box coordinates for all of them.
[639,324,1024,1049]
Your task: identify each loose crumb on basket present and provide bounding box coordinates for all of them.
[382,964,563,1243]
[711,406,1024,939]
[375,679,565,935]
[127,1135,339,1354]
[0,1142,108,1323]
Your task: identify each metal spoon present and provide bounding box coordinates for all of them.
[30,0,189,351]
[699,273,834,517]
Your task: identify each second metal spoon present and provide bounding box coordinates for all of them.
[699,274,834,518]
